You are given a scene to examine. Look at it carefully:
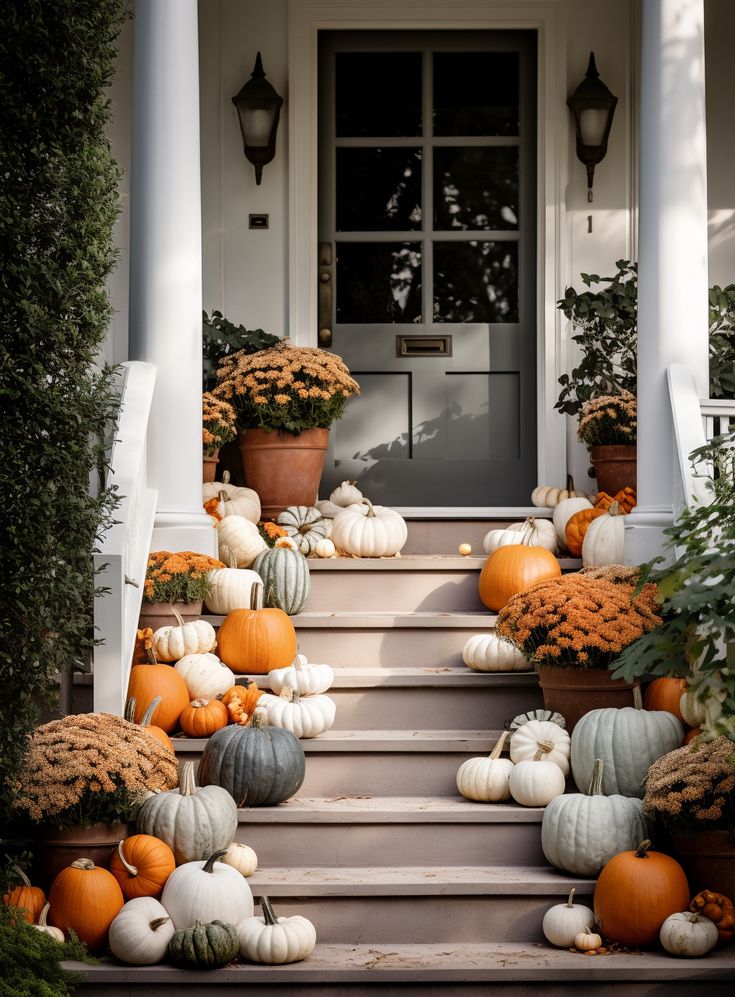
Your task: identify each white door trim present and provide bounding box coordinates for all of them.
[288,0,568,511]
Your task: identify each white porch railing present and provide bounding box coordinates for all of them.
[93,361,157,714]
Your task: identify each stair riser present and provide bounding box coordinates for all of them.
[235,822,545,867]
[293,627,491,668]
[403,521,516,555]
[307,569,485,612]
[75,983,735,996]
[241,894,593,945]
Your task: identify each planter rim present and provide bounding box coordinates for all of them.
[589,443,637,456]
[537,663,639,690]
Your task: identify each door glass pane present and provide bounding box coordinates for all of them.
[337,148,422,231]
[433,52,519,136]
[434,147,518,230]
[337,242,422,323]
[433,241,518,322]
[336,53,422,137]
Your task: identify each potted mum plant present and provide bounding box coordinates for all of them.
[202,392,237,483]
[212,341,360,518]
[495,570,661,729]
[577,391,637,493]
[140,550,225,631]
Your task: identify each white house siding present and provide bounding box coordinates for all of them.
[105,0,735,488]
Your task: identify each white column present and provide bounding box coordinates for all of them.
[624,0,709,564]
[128,0,214,555]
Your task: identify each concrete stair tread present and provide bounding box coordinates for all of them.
[205,610,498,627]
[246,864,594,894]
[174,729,507,752]
[69,943,735,983]
[239,665,538,688]
[235,794,545,822]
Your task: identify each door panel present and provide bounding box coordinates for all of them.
[318,30,537,507]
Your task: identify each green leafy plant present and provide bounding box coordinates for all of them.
[202,310,280,392]
[613,430,735,739]
[708,284,735,399]
[0,904,94,997]
[0,0,126,837]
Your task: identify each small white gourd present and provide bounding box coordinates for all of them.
[330,499,407,557]
[268,654,334,696]
[456,731,514,802]
[510,719,571,775]
[203,472,260,523]
[258,687,336,739]
[33,903,65,944]
[174,652,235,700]
[315,499,343,519]
[151,610,217,663]
[509,754,566,807]
[680,688,707,728]
[222,842,258,878]
[542,889,594,948]
[462,633,529,672]
[314,537,336,558]
[574,928,602,952]
[659,911,718,957]
[216,516,268,568]
[108,896,175,965]
[237,896,316,964]
[330,480,364,508]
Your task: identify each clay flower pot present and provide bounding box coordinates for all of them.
[138,600,203,633]
[238,427,330,520]
[590,444,636,495]
[537,664,640,731]
[33,821,130,891]
[203,449,220,483]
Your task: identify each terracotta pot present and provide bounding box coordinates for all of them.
[537,664,641,731]
[33,821,130,890]
[238,427,330,520]
[590,444,637,495]
[203,449,220,483]
[138,600,203,633]
[669,830,735,899]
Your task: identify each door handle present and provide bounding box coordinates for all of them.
[318,243,333,347]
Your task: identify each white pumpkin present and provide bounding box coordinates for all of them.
[510,719,571,776]
[277,506,328,556]
[174,652,235,700]
[331,499,407,557]
[456,731,514,802]
[160,850,254,930]
[203,471,260,523]
[509,757,566,807]
[659,911,718,957]
[581,501,626,567]
[108,896,175,965]
[222,842,258,878]
[151,611,217,663]
[542,889,595,948]
[237,896,316,964]
[315,499,342,519]
[329,480,364,508]
[33,903,65,944]
[680,688,707,728]
[462,633,530,672]
[553,496,593,548]
[314,537,336,558]
[483,518,558,556]
[216,515,268,568]
[268,654,334,696]
[258,687,336,739]
[205,563,262,616]
[532,479,591,509]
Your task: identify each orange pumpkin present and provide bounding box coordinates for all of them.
[643,677,688,722]
[565,506,608,557]
[126,660,189,734]
[690,889,735,944]
[595,487,637,514]
[683,727,702,744]
[3,868,46,924]
[217,589,297,674]
[179,698,229,737]
[133,628,155,665]
[594,840,690,947]
[125,697,175,752]
[478,545,561,612]
[221,682,263,725]
[109,835,175,901]
[49,858,124,951]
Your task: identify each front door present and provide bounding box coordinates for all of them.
[318,31,537,508]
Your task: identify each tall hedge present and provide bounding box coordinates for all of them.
[0,1,127,824]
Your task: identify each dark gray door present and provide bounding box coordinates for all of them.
[318,31,537,506]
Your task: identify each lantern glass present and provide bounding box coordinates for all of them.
[578,107,609,147]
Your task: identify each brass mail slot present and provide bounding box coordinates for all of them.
[396,335,452,357]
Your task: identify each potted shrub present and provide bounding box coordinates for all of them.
[495,570,661,729]
[212,341,360,518]
[140,550,225,631]
[202,392,237,482]
[577,391,637,494]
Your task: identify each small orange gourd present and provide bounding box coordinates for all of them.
[2,867,46,924]
[216,582,297,674]
[565,506,608,557]
[642,677,688,722]
[594,487,637,514]
[49,858,125,951]
[179,698,230,737]
[690,889,735,944]
[109,834,176,900]
[221,682,263,725]
[133,628,155,664]
[478,544,561,612]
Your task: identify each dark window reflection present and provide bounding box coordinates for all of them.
[433,52,519,136]
[337,242,422,323]
[336,53,422,137]
[434,241,518,322]
[337,148,422,231]
[434,147,518,230]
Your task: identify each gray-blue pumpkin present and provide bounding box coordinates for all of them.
[252,546,311,615]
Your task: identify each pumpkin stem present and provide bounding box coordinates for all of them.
[124,697,137,724]
[10,865,31,889]
[293,654,304,673]
[171,607,186,630]
[141,697,162,728]
[202,850,228,874]
[70,858,96,871]
[566,474,575,493]
[566,888,577,908]
[633,685,643,710]
[587,758,604,796]
[191,698,209,708]
[249,580,264,612]
[179,761,197,797]
[250,706,268,729]
[635,839,652,858]
[218,489,229,507]
[362,498,376,518]
[222,471,231,486]
[116,839,138,877]
[257,896,280,926]
[38,902,51,927]
[227,549,238,570]
[607,500,622,517]
[150,916,171,931]
[535,739,555,756]
[489,731,509,760]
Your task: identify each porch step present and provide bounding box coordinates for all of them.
[174,729,509,797]
[402,515,550,554]
[243,865,594,944]
[243,666,541,730]
[71,944,735,995]
[230,796,546,867]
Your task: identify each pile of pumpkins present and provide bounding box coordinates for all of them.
[129,591,337,744]
[5,810,316,967]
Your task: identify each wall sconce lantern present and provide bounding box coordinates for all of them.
[232,52,283,185]
[567,52,618,203]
